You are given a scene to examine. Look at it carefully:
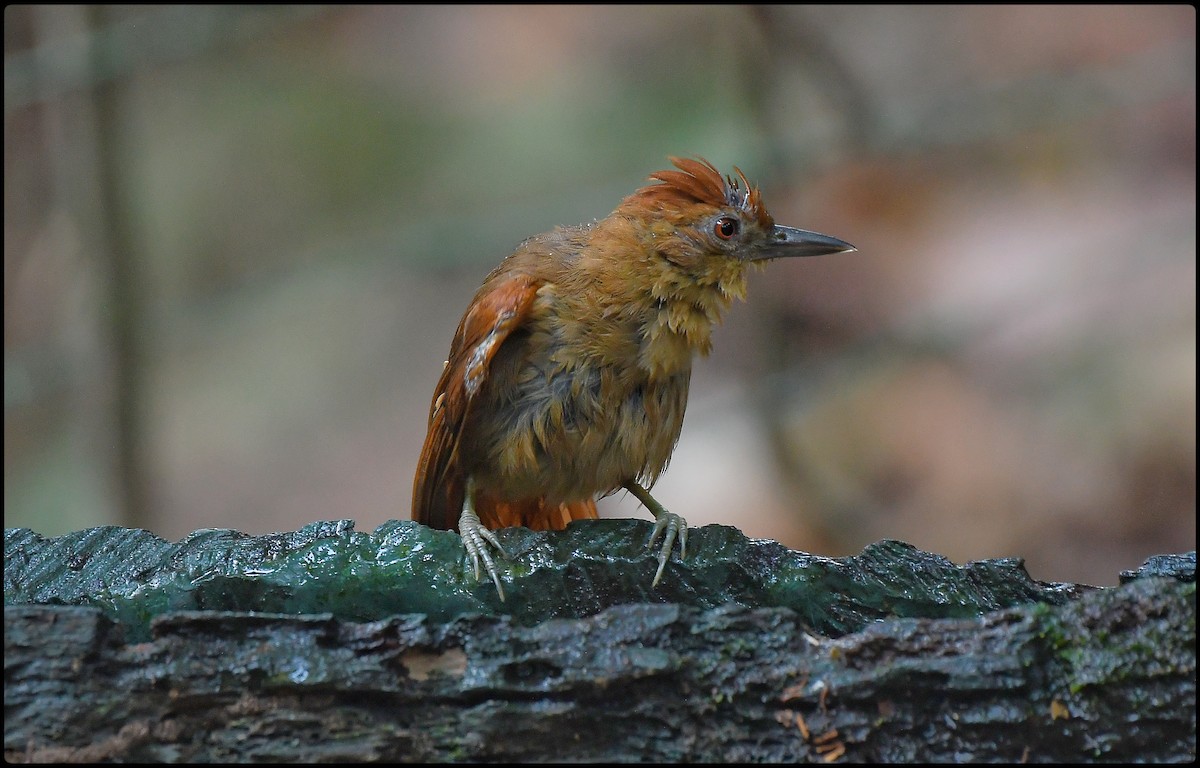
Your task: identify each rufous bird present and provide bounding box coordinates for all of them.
[412,156,854,599]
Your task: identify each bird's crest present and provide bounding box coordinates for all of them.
[630,156,773,228]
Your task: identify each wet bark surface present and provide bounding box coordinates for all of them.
[4,521,1195,762]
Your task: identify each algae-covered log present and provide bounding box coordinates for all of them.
[4,521,1195,762]
[3,520,1091,640]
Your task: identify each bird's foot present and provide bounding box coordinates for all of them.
[623,480,688,587]
[646,507,688,587]
[459,507,508,601]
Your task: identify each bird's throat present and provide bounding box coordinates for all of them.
[579,214,751,379]
[637,258,748,378]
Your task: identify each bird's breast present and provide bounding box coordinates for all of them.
[465,331,691,504]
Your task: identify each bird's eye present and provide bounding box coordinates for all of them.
[714,216,740,240]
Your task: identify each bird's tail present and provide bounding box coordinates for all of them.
[474,492,598,531]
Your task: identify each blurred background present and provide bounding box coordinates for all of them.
[4,5,1194,586]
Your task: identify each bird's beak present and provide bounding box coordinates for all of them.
[754,225,856,261]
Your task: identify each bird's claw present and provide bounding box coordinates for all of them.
[646,508,688,587]
[459,508,508,601]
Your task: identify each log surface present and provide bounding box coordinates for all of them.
[4,521,1195,762]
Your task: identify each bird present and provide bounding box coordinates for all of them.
[412,156,854,600]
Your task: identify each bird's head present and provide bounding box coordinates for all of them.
[617,156,855,271]
[579,156,855,368]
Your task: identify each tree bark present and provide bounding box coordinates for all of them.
[4,522,1195,762]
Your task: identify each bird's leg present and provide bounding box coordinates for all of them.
[458,477,508,601]
[622,480,688,587]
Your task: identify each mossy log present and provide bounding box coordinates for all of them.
[4,520,1195,762]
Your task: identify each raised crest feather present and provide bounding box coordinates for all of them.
[631,156,773,228]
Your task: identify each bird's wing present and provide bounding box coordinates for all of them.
[412,273,544,531]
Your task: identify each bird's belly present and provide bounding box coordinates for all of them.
[467,363,690,503]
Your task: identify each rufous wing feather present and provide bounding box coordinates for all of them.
[412,273,544,531]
